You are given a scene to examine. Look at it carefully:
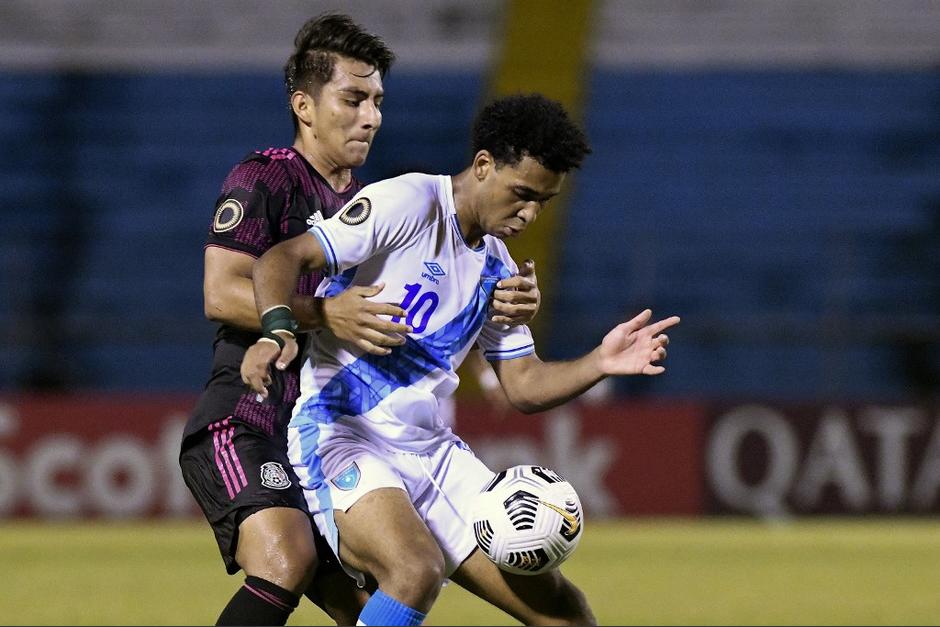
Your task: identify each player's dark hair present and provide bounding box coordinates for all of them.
[284,13,395,132]
[471,94,591,173]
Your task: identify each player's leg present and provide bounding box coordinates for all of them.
[213,505,316,625]
[181,422,315,625]
[310,448,443,623]
[236,506,374,626]
[333,487,445,623]
[304,529,374,625]
[291,425,445,625]
[450,549,596,625]
[231,505,374,626]
[235,507,317,590]
[304,567,373,626]
[416,440,594,625]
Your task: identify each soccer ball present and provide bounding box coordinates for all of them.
[471,465,584,575]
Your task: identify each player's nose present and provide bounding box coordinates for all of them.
[519,203,539,225]
[361,101,382,129]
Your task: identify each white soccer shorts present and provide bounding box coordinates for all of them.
[287,425,495,584]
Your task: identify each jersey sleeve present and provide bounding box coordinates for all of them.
[205,156,290,258]
[477,320,535,361]
[475,242,536,360]
[310,177,439,276]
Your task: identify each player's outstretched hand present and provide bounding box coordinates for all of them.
[490,259,540,327]
[323,283,412,355]
[598,309,680,376]
[241,334,299,398]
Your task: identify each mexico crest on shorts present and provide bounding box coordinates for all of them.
[260,461,291,490]
[213,198,244,233]
[338,198,371,226]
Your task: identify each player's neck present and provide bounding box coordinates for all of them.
[451,170,484,248]
[292,139,353,193]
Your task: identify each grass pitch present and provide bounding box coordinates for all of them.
[2,518,940,625]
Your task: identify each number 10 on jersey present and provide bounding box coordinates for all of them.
[392,283,439,334]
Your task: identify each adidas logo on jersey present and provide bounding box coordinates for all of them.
[306,211,324,226]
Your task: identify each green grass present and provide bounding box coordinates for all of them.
[3,518,940,625]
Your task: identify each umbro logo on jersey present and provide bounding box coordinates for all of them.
[306,210,324,226]
[421,261,446,285]
[423,262,446,277]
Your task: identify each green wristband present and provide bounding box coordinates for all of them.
[261,305,299,336]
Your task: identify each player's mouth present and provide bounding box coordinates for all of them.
[347,139,371,152]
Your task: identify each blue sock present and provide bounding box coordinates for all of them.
[357,590,427,626]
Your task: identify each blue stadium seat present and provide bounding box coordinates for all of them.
[1,69,936,398]
[555,69,939,400]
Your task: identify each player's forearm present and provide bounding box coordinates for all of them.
[204,275,264,330]
[252,245,306,318]
[205,277,322,332]
[253,233,330,328]
[501,349,606,414]
[290,296,328,332]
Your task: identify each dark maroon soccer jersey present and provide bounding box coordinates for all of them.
[184,147,361,440]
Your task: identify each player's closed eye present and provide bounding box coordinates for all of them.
[518,195,545,209]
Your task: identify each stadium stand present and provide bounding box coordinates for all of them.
[0,0,937,401]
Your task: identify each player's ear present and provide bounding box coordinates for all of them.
[473,150,494,181]
[291,91,315,127]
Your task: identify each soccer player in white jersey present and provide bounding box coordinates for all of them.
[241,94,680,626]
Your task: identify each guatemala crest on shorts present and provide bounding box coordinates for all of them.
[332,462,361,491]
[260,462,291,490]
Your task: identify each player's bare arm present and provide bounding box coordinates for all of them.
[241,233,414,396]
[467,348,512,413]
[203,246,331,331]
[492,309,679,414]
[489,258,540,327]
[203,247,264,329]
[205,244,409,352]
[241,232,328,396]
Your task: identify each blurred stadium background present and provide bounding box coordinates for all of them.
[1,0,939,624]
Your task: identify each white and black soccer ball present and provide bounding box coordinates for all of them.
[471,465,584,576]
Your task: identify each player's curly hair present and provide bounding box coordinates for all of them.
[284,13,395,130]
[471,94,591,173]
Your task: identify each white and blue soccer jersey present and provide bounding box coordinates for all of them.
[290,173,534,453]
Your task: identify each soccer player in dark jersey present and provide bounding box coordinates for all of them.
[179,13,541,626]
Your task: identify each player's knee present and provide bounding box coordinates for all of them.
[396,556,445,607]
[274,536,318,590]
[375,545,445,607]
[241,533,319,593]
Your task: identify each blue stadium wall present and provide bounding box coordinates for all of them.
[1,69,938,400]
